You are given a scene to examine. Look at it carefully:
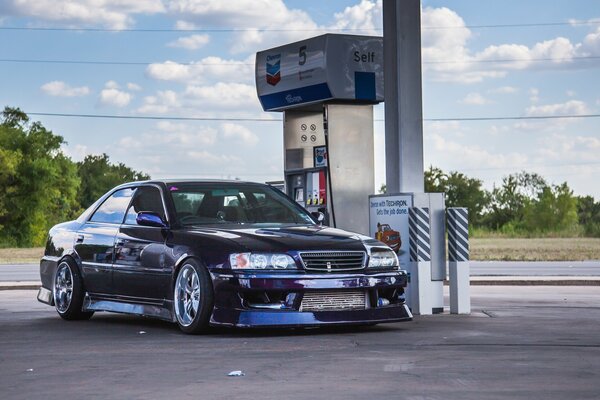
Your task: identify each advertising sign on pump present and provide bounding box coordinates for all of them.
[255,34,384,111]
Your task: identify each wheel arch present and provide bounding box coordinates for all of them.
[172,254,208,289]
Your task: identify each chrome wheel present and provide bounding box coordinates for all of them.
[174,264,201,327]
[54,262,73,313]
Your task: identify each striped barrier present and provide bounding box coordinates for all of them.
[408,207,432,315]
[447,208,469,262]
[447,207,470,314]
[408,207,430,262]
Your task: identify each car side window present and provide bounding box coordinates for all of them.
[124,186,166,225]
[90,188,136,224]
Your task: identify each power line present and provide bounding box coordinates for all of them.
[2,55,599,67]
[424,55,600,65]
[26,111,600,122]
[0,58,252,66]
[0,20,598,33]
[423,114,600,122]
[27,112,279,122]
[460,160,600,172]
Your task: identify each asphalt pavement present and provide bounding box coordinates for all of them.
[1,286,599,400]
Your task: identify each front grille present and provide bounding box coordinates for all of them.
[299,251,366,272]
[299,290,367,312]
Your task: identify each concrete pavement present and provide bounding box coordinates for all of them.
[1,286,599,399]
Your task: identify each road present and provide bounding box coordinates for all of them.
[3,261,600,282]
[1,286,599,400]
[469,260,600,276]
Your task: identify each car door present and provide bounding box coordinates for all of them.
[75,187,136,296]
[113,185,170,302]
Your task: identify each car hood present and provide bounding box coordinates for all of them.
[185,224,383,253]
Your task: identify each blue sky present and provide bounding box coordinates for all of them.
[1,0,599,197]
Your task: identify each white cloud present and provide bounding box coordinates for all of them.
[331,0,381,33]
[167,34,210,50]
[580,26,600,56]
[186,150,242,164]
[184,82,258,109]
[105,80,120,89]
[426,133,529,171]
[99,81,132,107]
[418,6,600,82]
[127,83,142,91]
[61,143,89,161]
[221,123,259,146]
[529,88,540,103]
[167,0,319,53]
[137,90,180,114]
[3,0,164,29]
[146,55,255,84]
[174,20,198,30]
[119,123,217,149]
[460,92,489,105]
[40,80,90,97]
[489,86,518,94]
[525,100,590,117]
[137,80,263,117]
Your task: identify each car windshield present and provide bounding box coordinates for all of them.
[168,183,315,226]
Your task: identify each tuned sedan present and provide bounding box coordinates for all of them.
[38,180,412,334]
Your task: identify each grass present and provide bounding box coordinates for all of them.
[470,237,600,261]
[0,247,44,264]
[0,238,599,263]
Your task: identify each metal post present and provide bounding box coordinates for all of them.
[383,0,424,193]
[408,207,432,315]
[447,208,471,314]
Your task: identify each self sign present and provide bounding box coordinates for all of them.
[353,51,376,62]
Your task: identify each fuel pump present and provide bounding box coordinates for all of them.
[256,34,383,235]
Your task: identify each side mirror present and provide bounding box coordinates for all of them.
[136,212,168,228]
[311,211,325,226]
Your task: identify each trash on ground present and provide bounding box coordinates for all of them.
[139,331,147,334]
[228,370,245,377]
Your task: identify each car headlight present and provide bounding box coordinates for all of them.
[368,250,399,268]
[229,253,297,270]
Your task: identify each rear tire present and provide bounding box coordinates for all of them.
[54,258,94,321]
[173,259,214,334]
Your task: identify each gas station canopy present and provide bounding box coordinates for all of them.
[255,34,384,112]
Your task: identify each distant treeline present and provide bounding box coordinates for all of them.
[2,107,599,247]
[0,107,149,247]
[382,167,600,237]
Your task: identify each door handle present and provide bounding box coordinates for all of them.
[75,235,84,243]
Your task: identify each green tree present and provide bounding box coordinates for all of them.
[77,153,150,209]
[425,166,489,226]
[484,172,547,230]
[0,107,80,246]
[522,183,578,233]
[577,195,600,236]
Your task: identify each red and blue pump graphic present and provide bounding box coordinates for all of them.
[266,54,281,86]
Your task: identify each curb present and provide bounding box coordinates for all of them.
[466,279,600,286]
[0,282,41,291]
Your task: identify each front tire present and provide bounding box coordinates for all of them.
[54,258,94,320]
[174,259,214,334]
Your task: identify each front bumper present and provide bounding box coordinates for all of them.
[209,270,412,328]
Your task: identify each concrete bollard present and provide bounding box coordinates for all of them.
[408,207,432,315]
[447,207,470,314]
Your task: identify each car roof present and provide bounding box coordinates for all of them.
[115,179,267,189]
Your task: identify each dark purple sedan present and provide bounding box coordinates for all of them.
[38,180,412,334]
